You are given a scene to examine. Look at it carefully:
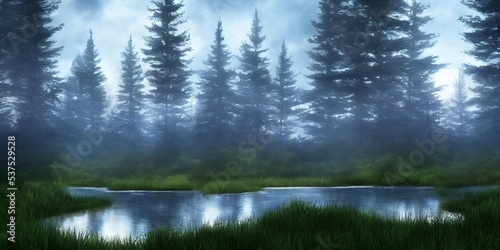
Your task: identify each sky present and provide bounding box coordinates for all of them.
[50,0,479,104]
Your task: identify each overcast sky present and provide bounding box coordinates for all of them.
[50,0,478,104]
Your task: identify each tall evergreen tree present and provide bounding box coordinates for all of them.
[274,41,298,141]
[460,0,500,141]
[115,36,145,144]
[81,30,107,129]
[447,70,473,140]
[306,0,352,141]
[0,0,16,130]
[400,0,444,149]
[61,54,87,133]
[0,0,64,168]
[236,10,273,136]
[142,0,192,140]
[195,20,236,147]
[8,0,63,136]
[62,31,107,132]
[355,0,409,153]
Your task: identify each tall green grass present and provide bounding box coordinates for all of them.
[0,182,113,249]
[441,188,500,230]
[17,182,112,219]
[107,175,194,191]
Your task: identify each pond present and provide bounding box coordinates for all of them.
[45,186,485,239]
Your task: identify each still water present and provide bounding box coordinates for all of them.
[45,186,483,239]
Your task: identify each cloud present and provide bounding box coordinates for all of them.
[70,0,105,18]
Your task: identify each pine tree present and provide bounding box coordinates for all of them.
[61,54,88,133]
[82,30,107,129]
[355,0,409,153]
[461,0,500,141]
[62,31,107,132]
[402,0,444,147]
[306,0,352,141]
[447,70,473,140]
[115,36,145,144]
[274,41,298,141]
[142,0,192,140]
[0,0,16,130]
[7,0,63,135]
[195,20,236,147]
[236,10,273,136]
[0,0,63,167]
[334,0,374,143]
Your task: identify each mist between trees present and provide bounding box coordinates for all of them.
[0,0,498,184]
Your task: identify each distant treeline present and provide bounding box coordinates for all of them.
[0,0,498,170]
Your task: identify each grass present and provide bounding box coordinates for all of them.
[441,188,500,227]
[64,174,345,194]
[0,182,113,249]
[54,155,499,194]
[107,175,194,191]
[65,172,500,195]
[3,183,500,249]
[16,182,112,219]
[49,151,500,195]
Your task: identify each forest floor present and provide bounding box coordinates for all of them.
[1,182,499,249]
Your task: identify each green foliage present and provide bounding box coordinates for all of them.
[201,180,261,194]
[0,182,111,223]
[441,188,500,231]
[108,175,194,191]
[408,166,444,186]
[304,161,345,177]
[350,155,400,183]
[34,146,500,192]
[260,150,306,178]
[189,147,239,181]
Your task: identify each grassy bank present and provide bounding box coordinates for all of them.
[0,182,113,249]
[36,150,497,194]
[63,173,500,195]
[65,175,368,194]
[17,182,112,219]
[441,188,500,228]
[63,174,344,194]
[4,183,500,249]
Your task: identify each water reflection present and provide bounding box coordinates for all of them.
[239,194,253,221]
[45,186,488,239]
[202,196,221,226]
